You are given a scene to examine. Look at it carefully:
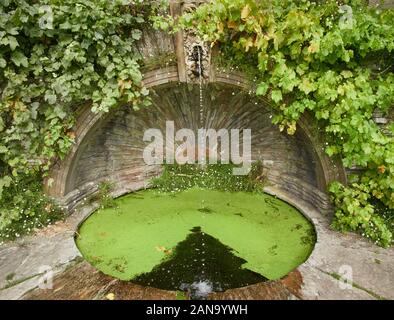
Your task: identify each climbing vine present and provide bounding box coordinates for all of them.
[0,0,163,240]
[168,0,394,246]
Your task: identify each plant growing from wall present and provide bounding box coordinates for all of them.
[0,0,164,239]
[165,0,394,246]
[152,162,266,193]
[89,181,116,209]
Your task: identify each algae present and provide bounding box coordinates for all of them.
[76,188,315,286]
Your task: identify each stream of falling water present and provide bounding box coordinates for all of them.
[192,46,214,299]
[198,46,204,128]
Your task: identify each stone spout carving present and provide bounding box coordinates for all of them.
[185,35,210,82]
[180,0,211,83]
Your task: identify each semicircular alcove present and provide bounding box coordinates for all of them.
[47,79,345,214]
[44,25,346,216]
[71,82,317,189]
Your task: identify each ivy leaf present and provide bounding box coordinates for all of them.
[341,70,353,79]
[227,21,237,29]
[362,143,372,155]
[256,83,269,96]
[326,146,340,157]
[141,87,149,96]
[377,165,386,174]
[135,16,145,24]
[317,109,330,120]
[0,176,12,198]
[53,106,67,119]
[132,30,142,40]
[11,51,28,67]
[257,52,268,71]
[7,36,19,51]
[308,41,320,54]
[271,90,282,103]
[0,58,6,68]
[44,91,57,105]
[240,37,254,52]
[328,181,342,194]
[287,121,297,135]
[299,78,315,94]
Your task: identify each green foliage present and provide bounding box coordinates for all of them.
[96,181,116,209]
[329,181,392,247]
[0,171,65,243]
[86,180,116,209]
[0,0,162,236]
[152,163,266,193]
[171,0,394,246]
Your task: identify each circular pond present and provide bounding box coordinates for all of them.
[76,188,315,297]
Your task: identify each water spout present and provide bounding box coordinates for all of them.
[192,45,204,78]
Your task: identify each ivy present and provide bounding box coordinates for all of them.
[0,0,163,238]
[172,0,394,246]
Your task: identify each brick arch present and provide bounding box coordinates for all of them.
[44,66,346,213]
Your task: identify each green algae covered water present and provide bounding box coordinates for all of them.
[76,188,315,295]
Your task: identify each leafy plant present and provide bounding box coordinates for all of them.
[97,181,116,209]
[0,171,65,243]
[152,162,266,193]
[166,0,394,246]
[0,0,163,237]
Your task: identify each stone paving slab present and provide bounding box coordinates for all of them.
[21,261,176,300]
[267,187,394,300]
[0,204,95,300]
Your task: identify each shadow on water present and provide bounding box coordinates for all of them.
[132,226,267,299]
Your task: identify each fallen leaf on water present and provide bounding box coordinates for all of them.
[156,246,172,255]
[156,246,166,252]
